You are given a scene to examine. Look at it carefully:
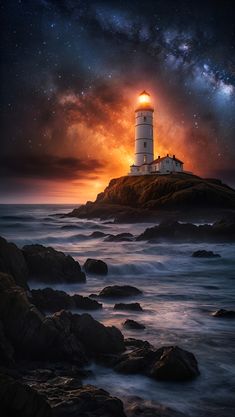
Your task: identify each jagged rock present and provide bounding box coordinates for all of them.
[63,312,125,354]
[31,288,102,313]
[31,380,126,417]
[212,309,235,318]
[83,258,108,275]
[0,236,29,289]
[22,244,86,283]
[99,285,142,298]
[0,272,87,364]
[192,250,221,258]
[104,233,134,242]
[114,345,199,381]
[123,320,145,330]
[0,373,52,417]
[114,303,143,312]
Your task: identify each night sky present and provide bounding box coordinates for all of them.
[1,0,235,203]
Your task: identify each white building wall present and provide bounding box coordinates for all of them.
[150,157,183,173]
[134,109,154,166]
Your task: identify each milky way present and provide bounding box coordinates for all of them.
[1,0,235,202]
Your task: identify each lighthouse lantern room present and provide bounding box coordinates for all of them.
[129,91,184,176]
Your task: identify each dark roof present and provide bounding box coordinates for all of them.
[150,156,184,165]
[139,90,150,96]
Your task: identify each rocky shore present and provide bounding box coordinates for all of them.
[0,235,206,417]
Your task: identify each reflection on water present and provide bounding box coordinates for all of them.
[0,204,235,416]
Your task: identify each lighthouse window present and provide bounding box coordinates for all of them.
[144,116,146,121]
[144,142,147,148]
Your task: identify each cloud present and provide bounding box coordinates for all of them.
[0,154,104,180]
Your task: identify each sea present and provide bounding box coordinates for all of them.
[0,204,235,417]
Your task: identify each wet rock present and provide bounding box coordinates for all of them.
[192,250,221,258]
[0,372,52,417]
[114,303,143,312]
[0,321,15,366]
[115,345,199,381]
[123,320,145,330]
[99,285,142,298]
[0,236,29,289]
[89,231,109,238]
[31,287,102,313]
[0,273,87,364]
[212,309,235,318]
[83,258,108,275]
[125,396,187,417]
[67,312,125,354]
[33,381,127,417]
[124,338,152,349]
[105,233,134,242]
[22,244,86,283]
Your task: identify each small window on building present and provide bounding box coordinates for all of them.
[143,154,147,163]
[144,116,146,122]
[144,142,147,148]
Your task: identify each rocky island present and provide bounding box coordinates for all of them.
[67,173,235,223]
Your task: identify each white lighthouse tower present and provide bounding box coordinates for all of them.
[134,91,154,165]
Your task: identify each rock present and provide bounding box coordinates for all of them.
[22,244,86,283]
[0,321,15,366]
[32,381,127,417]
[68,312,125,354]
[89,231,109,238]
[150,346,200,381]
[114,345,199,381]
[83,258,108,275]
[0,373,52,417]
[0,273,87,364]
[123,320,145,330]
[212,309,235,318]
[124,338,152,349]
[0,236,29,289]
[192,250,221,258]
[125,396,187,417]
[114,303,143,312]
[99,285,142,298]
[65,174,235,223]
[105,233,134,242]
[31,288,102,313]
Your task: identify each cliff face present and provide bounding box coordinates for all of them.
[68,173,235,222]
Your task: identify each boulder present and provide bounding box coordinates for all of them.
[124,338,152,349]
[22,244,86,283]
[0,321,15,366]
[83,258,108,275]
[68,312,125,354]
[30,379,126,417]
[123,320,145,330]
[114,303,143,312]
[0,373,52,417]
[89,231,109,238]
[104,233,134,242]
[99,285,142,298]
[212,309,235,318]
[192,250,221,258]
[114,345,199,381]
[0,272,87,364]
[31,288,102,313]
[0,236,29,289]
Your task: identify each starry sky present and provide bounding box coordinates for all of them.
[1,0,235,203]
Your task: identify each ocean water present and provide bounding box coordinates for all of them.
[0,204,235,416]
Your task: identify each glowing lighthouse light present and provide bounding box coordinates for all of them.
[138,90,151,105]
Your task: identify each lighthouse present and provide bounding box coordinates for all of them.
[129,90,185,176]
[134,91,154,165]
